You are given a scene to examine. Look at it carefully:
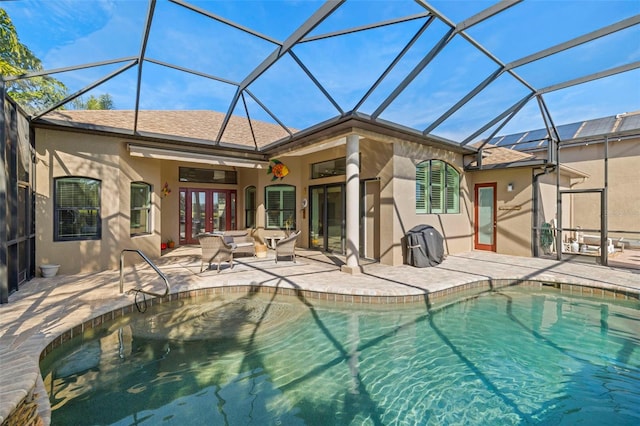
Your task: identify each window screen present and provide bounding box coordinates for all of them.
[55,177,101,240]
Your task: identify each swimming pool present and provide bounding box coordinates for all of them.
[41,286,640,425]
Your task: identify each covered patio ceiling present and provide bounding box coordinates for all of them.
[2,0,639,156]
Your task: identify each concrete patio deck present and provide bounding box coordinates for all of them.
[1,248,639,425]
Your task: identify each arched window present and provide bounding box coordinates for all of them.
[54,177,101,240]
[265,184,296,230]
[245,186,256,229]
[130,182,151,235]
[416,160,459,214]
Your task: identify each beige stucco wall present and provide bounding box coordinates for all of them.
[158,159,242,245]
[467,168,533,256]
[558,137,640,235]
[388,140,472,265]
[277,134,475,266]
[40,126,569,273]
[467,165,584,257]
[35,129,163,275]
[49,130,474,271]
[251,157,303,244]
[33,124,638,276]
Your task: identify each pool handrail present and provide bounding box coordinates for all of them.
[119,249,170,298]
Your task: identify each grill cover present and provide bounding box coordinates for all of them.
[404,225,445,267]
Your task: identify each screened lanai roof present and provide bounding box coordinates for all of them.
[2,0,639,156]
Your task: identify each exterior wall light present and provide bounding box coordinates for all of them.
[507,183,514,192]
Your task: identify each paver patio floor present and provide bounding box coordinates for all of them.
[1,248,639,424]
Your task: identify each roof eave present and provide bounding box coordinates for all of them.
[264,112,477,157]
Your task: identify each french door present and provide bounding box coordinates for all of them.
[474,183,496,251]
[180,189,236,244]
[309,184,345,253]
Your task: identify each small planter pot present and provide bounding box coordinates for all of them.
[161,243,168,250]
[40,264,60,278]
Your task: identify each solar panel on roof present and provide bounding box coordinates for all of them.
[495,133,525,147]
[618,114,640,132]
[487,135,505,145]
[556,122,582,140]
[575,117,616,139]
[518,128,547,144]
[516,141,547,151]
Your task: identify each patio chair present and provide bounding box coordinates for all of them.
[197,234,235,272]
[275,230,301,263]
[224,230,256,257]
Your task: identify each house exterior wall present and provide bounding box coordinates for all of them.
[35,129,163,274]
[158,159,240,246]
[467,168,533,256]
[276,135,475,267]
[253,156,303,243]
[466,166,582,257]
[37,126,605,275]
[38,127,558,273]
[388,140,472,265]
[558,137,640,236]
[295,145,346,249]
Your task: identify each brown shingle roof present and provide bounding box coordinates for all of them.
[467,143,536,167]
[43,110,292,148]
[480,145,535,165]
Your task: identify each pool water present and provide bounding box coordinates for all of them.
[41,287,640,425]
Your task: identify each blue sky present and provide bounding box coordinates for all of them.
[3,0,640,143]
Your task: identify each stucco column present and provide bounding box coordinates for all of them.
[341,133,362,274]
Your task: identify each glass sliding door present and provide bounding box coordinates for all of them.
[309,184,345,254]
[326,185,344,253]
[310,186,325,250]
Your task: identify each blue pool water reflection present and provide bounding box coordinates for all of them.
[41,287,640,425]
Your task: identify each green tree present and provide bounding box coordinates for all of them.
[0,8,66,113]
[71,93,114,110]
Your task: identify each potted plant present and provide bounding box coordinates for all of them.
[161,242,168,250]
[167,238,175,249]
[284,216,295,235]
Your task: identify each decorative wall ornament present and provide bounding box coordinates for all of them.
[267,159,289,181]
[161,182,171,198]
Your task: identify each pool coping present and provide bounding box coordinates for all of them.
[1,250,639,425]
